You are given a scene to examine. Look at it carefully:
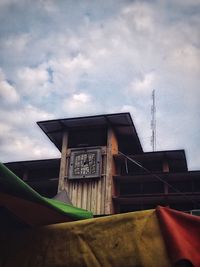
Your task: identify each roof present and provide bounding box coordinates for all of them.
[37,112,143,154]
[5,158,60,171]
[114,149,188,172]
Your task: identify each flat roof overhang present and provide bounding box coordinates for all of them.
[114,149,188,171]
[37,113,143,154]
[5,158,60,171]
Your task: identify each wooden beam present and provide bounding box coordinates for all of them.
[105,127,118,214]
[163,159,169,173]
[58,131,68,192]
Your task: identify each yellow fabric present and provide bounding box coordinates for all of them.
[0,209,171,267]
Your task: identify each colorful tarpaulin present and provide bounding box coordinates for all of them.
[0,209,170,267]
[1,207,200,267]
[0,162,200,266]
[0,162,93,226]
[157,206,200,267]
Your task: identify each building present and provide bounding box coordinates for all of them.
[5,113,200,215]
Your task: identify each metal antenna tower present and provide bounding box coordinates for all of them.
[151,89,156,151]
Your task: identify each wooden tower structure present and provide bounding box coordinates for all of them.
[37,113,142,215]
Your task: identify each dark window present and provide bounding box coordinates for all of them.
[120,181,164,195]
[193,180,200,192]
[168,181,193,193]
[28,167,59,181]
[120,159,163,175]
[144,161,163,172]
[68,128,107,148]
[120,183,142,195]
[142,182,164,194]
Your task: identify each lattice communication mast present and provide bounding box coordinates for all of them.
[151,89,156,151]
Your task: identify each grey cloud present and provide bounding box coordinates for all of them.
[0,0,199,170]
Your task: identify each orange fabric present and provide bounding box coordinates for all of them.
[156,206,200,267]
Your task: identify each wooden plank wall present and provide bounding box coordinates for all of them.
[59,128,118,215]
[58,131,68,192]
[105,127,118,214]
[67,147,107,215]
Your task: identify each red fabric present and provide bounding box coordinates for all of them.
[156,206,200,267]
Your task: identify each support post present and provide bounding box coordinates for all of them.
[163,158,169,195]
[58,131,68,192]
[163,159,169,173]
[105,127,118,214]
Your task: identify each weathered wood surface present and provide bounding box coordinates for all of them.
[60,128,119,215]
[163,159,169,173]
[105,127,118,214]
[58,131,68,192]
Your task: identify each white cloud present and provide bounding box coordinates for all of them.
[0,0,21,7]
[0,104,54,130]
[122,3,155,32]
[0,104,58,162]
[47,54,92,94]
[0,0,199,170]
[0,69,20,103]
[62,92,97,116]
[1,33,30,53]
[1,133,59,162]
[169,44,200,74]
[171,0,200,7]
[37,0,58,13]
[16,66,49,94]
[127,73,156,95]
[14,63,57,101]
[73,93,90,103]
[0,122,12,134]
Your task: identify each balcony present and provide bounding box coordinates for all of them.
[113,171,200,212]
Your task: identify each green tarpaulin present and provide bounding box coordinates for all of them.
[0,162,93,226]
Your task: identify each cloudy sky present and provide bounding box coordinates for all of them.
[0,0,199,170]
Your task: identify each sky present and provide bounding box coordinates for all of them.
[0,0,200,170]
